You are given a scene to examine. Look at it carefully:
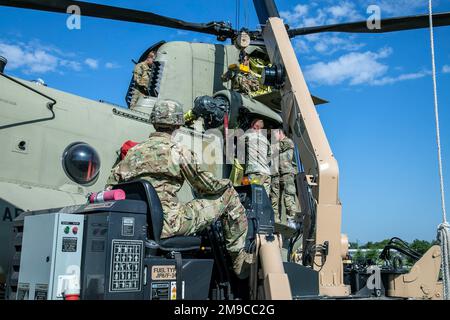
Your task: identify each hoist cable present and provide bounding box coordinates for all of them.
[429,0,450,300]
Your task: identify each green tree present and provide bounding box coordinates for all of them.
[353,249,365,264]
[349,242,359,249]
[409,239,433,255]
[366,248,380,264]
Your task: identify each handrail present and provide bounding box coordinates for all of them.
[0,73,56,130]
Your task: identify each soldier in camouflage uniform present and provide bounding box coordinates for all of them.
[241,119,271,197]
[221,51,260,95]
[270,129,301,228]
[106,99,252,278]
[129,51,155,109]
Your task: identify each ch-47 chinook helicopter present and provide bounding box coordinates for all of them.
[1,0,450,300]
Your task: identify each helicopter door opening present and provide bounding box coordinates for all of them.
[125,61,165,111]
[125,42,166,109]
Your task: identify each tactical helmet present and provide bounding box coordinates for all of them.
[150,99,185,127]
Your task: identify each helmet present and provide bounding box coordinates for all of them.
[150,99,185,127]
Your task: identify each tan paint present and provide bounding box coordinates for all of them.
[387,245,443,300]
[257,234,292,300]
[262,17,349,297]
[340,234,349,259]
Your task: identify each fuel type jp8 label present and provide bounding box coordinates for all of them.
[151,265,176,280]
[109,240,143,292]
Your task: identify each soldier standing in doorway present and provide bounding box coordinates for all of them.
[129,51,155,109]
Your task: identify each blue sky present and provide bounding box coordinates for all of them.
[0,0,449,243]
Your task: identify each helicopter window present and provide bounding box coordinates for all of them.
[62,142,101,185]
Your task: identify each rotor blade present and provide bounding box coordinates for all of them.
[288,12,450,37]
[0,0,235,38]
[253,0,280,25]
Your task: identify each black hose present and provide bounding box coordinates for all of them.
[379,237,422,264]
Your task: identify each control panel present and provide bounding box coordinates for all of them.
[17,213,84,300]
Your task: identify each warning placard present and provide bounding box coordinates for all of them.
[170,282,177,300]
[151,265,176,280]
[109,240,143,292]
[34,284,48,300]
[170,281,185,300]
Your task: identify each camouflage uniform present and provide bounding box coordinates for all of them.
[221,68,260,95]
[107,99,250,277]
[270,136,301,223]
[130,61,153,109]
[241,129,271,197]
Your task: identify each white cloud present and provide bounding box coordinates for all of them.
[359,0,426,16]
[372,71,429,86]
[60,60,82,71]
[84,58,99,69]
[281,1,363,29]
[0,42,59,73]
[325,2,364,24]
[311,35,366,55]
[0,40,87,74]
[443,65,450,74]
[280,4,310,26]
[105,62,120,69]
[293,38,310,53]
[305,48,392,85]
[281,2,365,55]
[305,47,429,86]
[26,39,76,58]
